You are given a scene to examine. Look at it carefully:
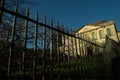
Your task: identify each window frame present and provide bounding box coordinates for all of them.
[106,28,112,37]
[99,30,105,39]
[91,32,97,40]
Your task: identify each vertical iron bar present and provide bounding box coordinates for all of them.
[77,34,83,77]
[83,33,86,78]
[56,22,60,80]
[66,27,70,80]
[83,33,87,79]
[62,26,66,74]
[8,3,18,77]
[22,8,29,79]
[70,29,75,74]
[81,33,85,79]
[72,37,76,79]
[74,34,78,72]
[33,11,38,80]
[0,0,5,24]
[96,45,100,77]
[79,34,84,79]
[42,15,46,80]
[50,18,53,80]
[74,35,78,73]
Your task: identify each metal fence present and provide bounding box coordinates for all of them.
[0,0,120,80]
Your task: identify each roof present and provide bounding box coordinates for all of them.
[71,25,84,34]
[87,20,106,26]
[72,20,114,34]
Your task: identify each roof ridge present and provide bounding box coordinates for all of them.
[87,20,106,26]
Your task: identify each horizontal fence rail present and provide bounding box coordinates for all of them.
[0,0,120,80]
[0,4,108,48]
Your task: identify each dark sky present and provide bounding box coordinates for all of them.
[29,0,120,31]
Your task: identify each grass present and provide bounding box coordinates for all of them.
[7,54,110,78]
[0,51,115,80]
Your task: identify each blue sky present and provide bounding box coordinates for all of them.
[28,0,120,31]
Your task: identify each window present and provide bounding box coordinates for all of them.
[84,33,90,40]
[106,28,111,37]
[99,30,105,39]
[92,32,97,40]
[84,33,87,39]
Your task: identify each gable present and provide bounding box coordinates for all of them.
[77,25,98,33]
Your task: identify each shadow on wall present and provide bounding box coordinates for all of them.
[111,55,120,79]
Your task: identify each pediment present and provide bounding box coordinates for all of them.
[78,25,98,33]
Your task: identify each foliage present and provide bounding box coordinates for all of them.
[0,51,112,79]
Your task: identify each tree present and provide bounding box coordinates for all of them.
[0,0,40,72]
[0,0,38,42]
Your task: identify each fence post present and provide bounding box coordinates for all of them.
[42,15,46,80]
[22,7,29,79]
[8,3,18,78]
[33,11,38,80]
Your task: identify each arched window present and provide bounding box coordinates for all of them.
[92,32,97,40]
[106,28,111,37]
[99,30,105,39]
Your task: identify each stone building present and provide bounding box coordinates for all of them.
[117,31,120,42]
[73,20,119,43]
[60,20,119,56]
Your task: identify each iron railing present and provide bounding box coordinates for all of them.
[0,0,120,80]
